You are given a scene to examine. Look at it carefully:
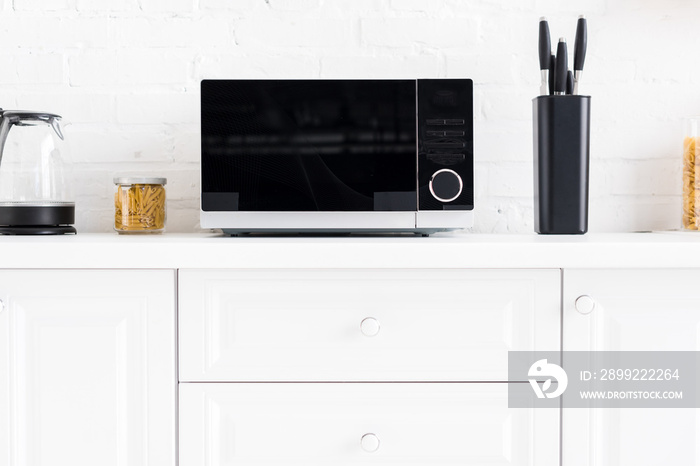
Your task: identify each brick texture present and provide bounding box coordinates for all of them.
[0,2,690,233]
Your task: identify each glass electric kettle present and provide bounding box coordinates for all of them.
[0,109,76,234]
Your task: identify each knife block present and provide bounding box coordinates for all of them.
[532,95,591,234]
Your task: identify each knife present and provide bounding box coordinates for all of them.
[554,38,568,95]
[566,70,574,94]
[573,15,587,95]
[539,16,551,95]
[549,54,555,95]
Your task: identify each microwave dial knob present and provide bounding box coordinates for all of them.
[429,169,463,203]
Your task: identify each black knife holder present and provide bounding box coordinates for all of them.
[533,95,591,234]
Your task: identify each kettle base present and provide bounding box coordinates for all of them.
[0,225,76,235]
[0,203,76,235]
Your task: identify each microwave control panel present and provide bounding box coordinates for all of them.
[417,79,474,211]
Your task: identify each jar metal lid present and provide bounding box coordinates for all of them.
[113,177,167,185]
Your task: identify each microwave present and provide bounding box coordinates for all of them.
[200,79,473,235]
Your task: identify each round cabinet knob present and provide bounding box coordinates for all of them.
[429,169,463,203]
[575,295,596,314]
[360,317,380,337]
[360,433,380,453]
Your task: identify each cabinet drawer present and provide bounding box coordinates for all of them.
[178,269,560,381]
[179,383,559,466]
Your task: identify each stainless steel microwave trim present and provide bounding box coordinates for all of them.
[415,210,472,229]
[201,211,473,235]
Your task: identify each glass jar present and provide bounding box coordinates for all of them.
[683,119,700,230]
[113,177,166,233]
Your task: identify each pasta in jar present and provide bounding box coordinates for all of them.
[682,137,698,229]
[114,177,166,233]
[683,116,700,230]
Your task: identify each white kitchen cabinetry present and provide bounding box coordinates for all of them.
[2,234,697,466]
[178,268,561,466]
[0,270,176,466]
[563,269,700,466]
[179,383,559,466]
[179,269,561,382]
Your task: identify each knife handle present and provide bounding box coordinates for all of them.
[539,17,551,70]
[566,70,574,94]
[574,15,587,71]
[549,54,555,96]
[555,38,568,95]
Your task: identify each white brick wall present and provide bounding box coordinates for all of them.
[0,0,692,233]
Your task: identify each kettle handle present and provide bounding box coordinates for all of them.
[0,116,12,169]
[0,111,64,169]
[50,117,64,141]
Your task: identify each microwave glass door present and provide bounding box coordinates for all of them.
[201,80,417,212]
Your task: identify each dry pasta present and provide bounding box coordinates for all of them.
[114,184,166,232]
[683,137,700,230]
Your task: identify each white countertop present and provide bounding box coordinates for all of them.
[0,231,699,269]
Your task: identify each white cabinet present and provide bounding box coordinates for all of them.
[562,269,700,466]
[3,236,700,465]
[178,268,561,466]
[0,270,176,466]
[179,383,559,466]
[179,269,560,381]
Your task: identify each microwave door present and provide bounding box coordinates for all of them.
[201,79,417,213]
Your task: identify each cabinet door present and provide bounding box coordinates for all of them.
[179,383,559,466]
[0,270,176,466]
[563,269,700,466]
[179,269,560,381]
